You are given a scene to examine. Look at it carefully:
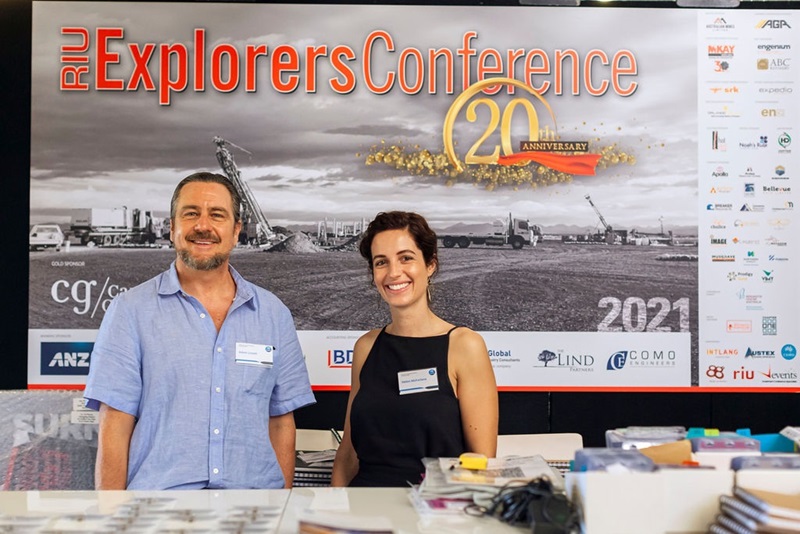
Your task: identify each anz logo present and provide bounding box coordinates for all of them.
[40,342,94,376]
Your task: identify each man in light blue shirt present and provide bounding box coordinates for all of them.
[84,171,315,490]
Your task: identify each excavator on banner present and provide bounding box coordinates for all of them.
[213,136,283,247]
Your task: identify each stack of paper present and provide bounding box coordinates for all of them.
[709,486,800,533]
[409,455,564,516]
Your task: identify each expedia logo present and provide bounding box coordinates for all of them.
[40,342,94,376]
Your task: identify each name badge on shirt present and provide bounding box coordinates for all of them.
[235,342,275,368]
[398,367,439,395]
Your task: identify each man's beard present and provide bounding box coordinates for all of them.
[177,248,228,271]
[176,230,229,271]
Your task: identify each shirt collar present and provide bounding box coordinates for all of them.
[159,261,256,306]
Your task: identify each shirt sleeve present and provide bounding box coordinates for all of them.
[83,295,143,416]
[268,303,316,417]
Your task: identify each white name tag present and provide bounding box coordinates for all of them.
[398,367,439,395]
[235,342,275,367]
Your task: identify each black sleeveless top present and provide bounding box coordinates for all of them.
[348,327,465,487]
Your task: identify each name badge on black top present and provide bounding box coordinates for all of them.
[397,367,439,395]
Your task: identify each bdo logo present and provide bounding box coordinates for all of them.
[328,349,354,368]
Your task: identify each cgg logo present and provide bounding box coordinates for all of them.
[328,349,354,368]
[40,342,94,376]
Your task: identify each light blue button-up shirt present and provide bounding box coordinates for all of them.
[85,262,316,490]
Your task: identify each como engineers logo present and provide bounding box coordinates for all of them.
[606,350,677,370]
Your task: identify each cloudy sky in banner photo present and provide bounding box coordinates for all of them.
[30,3,697,231]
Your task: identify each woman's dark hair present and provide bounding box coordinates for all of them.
[359,211,439,277]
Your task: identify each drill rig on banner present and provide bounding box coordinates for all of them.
[213,136,281,247]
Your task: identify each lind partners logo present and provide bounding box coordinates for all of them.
[41,342,94,376]
[537,349,594,371]
[606,350,676,370]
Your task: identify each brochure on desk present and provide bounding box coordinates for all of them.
[27,3,798,391]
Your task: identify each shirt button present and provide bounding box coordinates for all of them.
[212,468,219,474]
[217,347,222,353]
[214,428,220,435]
[215,387,221,393]
[200,313,206,319]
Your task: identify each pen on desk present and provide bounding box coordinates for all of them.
[331,428,342,444]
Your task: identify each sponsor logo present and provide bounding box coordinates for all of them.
[782,344,797,360]
[711,165,729,178]
[744,182,755,195]
[731,366,756,381]
[707,17,735,31]
[735,288,763,310]
[537,349,594,371]
[744,348,775,358]
[772,201,794,212]
[706,348,738,356]
[726,320,752,333]
[759,367,798,383]
[706,365,725,380]
[707,203,733,211]
[711,131,727,151]
[606,350,677,370]
[40,342,94,376]
[755,19,792,29]
[763,185,791,193]
[768,218,790,229]
[710,185,733,194]
[734,220,758,228]
[710,236,727,245]
[774,165,786,176]
[757,58,791,70]
[758,86,793,95]
[778,132,792,151]
[760,108,786,118]
[708,105,739,119]
[710,219,726,229]
[757,43,792,52]
[740,203,765,212]
[327,349,353,368]
[739,166,759,178]
[762,316,777,336]
[731,237,760,245]
[709,85,739,95]
[739,136,768,150]
[727,271,753,282]
[765,236,788,246]
[768,254,789,262]
[711,254,735,262]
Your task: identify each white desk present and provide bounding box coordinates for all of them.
[280,487,527,534]
[0,488,525,533]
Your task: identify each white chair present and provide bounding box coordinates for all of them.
[496,433,583,461]
[296,429,342,451]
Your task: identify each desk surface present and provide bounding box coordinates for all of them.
[0,488,526,533]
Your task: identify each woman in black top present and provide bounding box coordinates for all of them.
[332,211,498,487]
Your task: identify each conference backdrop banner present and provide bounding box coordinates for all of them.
[28,3,798,391]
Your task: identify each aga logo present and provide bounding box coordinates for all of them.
[40,342,94,376]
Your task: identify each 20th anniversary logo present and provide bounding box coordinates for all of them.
[366,77,634,190]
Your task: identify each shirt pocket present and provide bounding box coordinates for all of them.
[239,364,276,398]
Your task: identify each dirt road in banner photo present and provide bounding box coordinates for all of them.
[29,242,698,339]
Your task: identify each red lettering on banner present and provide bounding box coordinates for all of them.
[272,44,300,93]
[127,43,156,90]
[525,49,550,94]
[305,45,328,93]
[429,48,454,94]
[96,28,124,90]
[245,44,268,92]
[612,50,638,96]
[364,30,394,94]
[159,43,188,106]
[60,27,90,90]
[211,44,239,92]
[329,46,356,94]
[584,49,609,96]
[398,48,424,94]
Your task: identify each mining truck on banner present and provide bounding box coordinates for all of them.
[439,213,541,250]
[70,207,166,247]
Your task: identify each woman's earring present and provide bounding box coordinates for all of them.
[426,277,433,302]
